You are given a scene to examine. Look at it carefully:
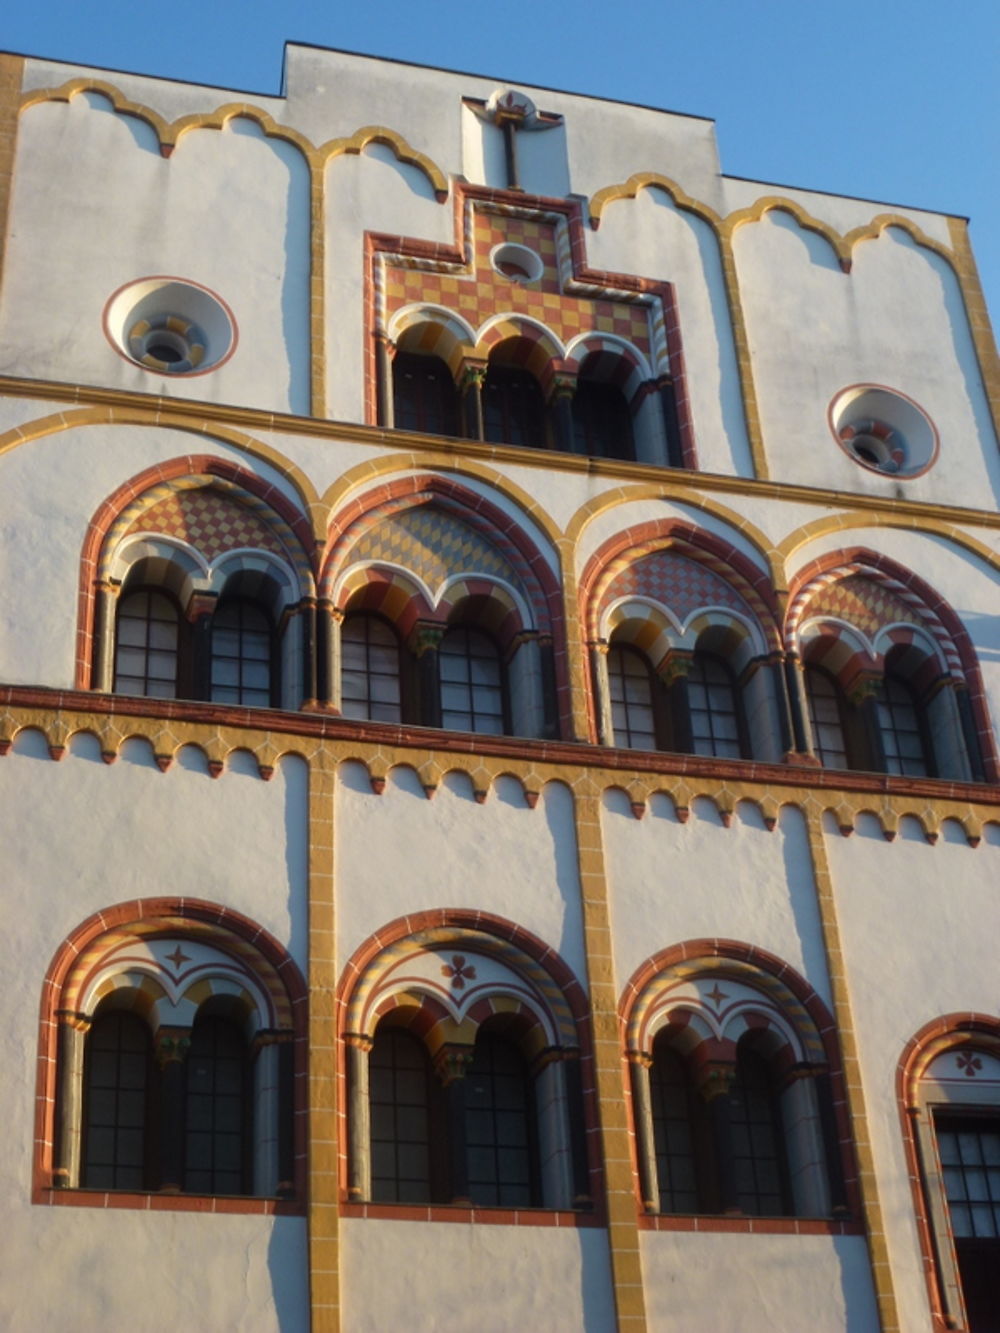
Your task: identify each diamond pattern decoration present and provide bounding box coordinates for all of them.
[122,488,287,561]
[599,550,753,623]
[348,508,520,595]
[806,575,921,637]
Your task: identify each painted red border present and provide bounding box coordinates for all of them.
[336,908,604,1222]
[75,455,319,690]
[364,181,698,470]
[33,897,308,1213]
[322,470,573,737]
[896,1012,1000,1332]
[787,546,999,782]
[619,938,863,1230]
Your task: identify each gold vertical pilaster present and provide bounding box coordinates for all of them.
[574,784,647,1332]
[804,808,900,1332]
[308,753,339,1332]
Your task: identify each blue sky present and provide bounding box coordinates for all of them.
[4,1,999,328]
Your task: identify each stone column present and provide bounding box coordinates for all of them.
[91,582,117,691]
[658,374,683,467]
[697,1061,739,1214]
[345,1035,373,1202]
[461,363,486,441]
[628,1052,659,1213]
[549,372,577,453]
[410,622,444,729]
[375,332,395,428]
[434,1044,475,1205]
[54,1013,89,1188]
[154,1028,191,1192]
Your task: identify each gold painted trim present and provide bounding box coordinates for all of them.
[574,784,647,1332]
[588,172,722,232]
[777,509,1000,580]
[309,159,327,419]
[803,809,900,1332]
[307,750,340,1333]
[716,228,770,480]
[947,216,1000,451]
[318,449,563,548]
[18,79,448,196]
[0,404,324,542]
[3,704,999,841]
[0,54,24,308]
[565,482,782,588]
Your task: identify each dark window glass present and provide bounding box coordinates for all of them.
[688,653,743,759]
[439,629,505,734]
[935,1114,1000,1332]
[876,674,931,777]
[729,1045,789,1217]
[393,353,459,437]
[341,615,402,723]
[211,599,273,707]
[483,366,548,450]
[805,666,850,769]
[650,1041,701,1212]
[607,644,658,751]
[114,589,181,699]
[82,1011,152,1190]
[465,1032,537,1207]
[370,1028,437,1204]
[184,1015,249,1195]
[572,378,634,460]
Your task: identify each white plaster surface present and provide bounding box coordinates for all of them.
[602,793,832,1007]
[0,734,308,972]
[339,1217,615,1332]
[334,764,587,986]
[0,1207,307,1333]
[824,813,1000,1333]
[641,1230,877,1332]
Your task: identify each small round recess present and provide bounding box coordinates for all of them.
[490,242,544,285]
[829,384,939,479]
[104,277,237,376]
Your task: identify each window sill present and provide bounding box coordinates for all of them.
[341,1201,601,1227]
[34,1187,304,1216]
[639,1212,861,1235]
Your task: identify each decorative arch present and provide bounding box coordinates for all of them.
[338,909,596,1213]
[620,939,858,1225]
[898,1014,1000,1331]
[34,898,307,1206]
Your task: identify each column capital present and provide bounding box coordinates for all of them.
[433,1042,475,1086]
[154,1028,191,1068]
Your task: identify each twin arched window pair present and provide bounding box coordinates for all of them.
[115,588,276,707]
[390,343,681,466]
[341,614,507,735]
[608,643,745,758]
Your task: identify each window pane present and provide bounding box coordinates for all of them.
[83,1011,151,1190]
[464,1032,537,1207]
[438,630,505,735]
[341,616,402,723]
[688,654,743,759]
[183,1015,249,1196]
[607,645,658,750]
[370,1028,435,1203]
[114,591,180,699]
[211,599,274,708]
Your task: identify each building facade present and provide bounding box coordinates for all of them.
[1,41,999,1333]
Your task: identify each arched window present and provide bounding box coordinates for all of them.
[184,1012,250,1195]
[483,366,548,450]
[210,598,274,707]
[627,949,849,1224]
[465,1028,538,1207]
[341,614,403,723]
[343,923,592,1214]
[114,589,185,699]
[876,672,933,777]
[43,907,303,1205]
[729,1039,790,1216]
[688,652,744,759]
[82,1009,152,1190]
[804,665,852,769]
[393,352,460,437]
[649,1037,702,1213]
[572,377,634,460]
[902,1023,1000,1332]
[369,1026,442,1204]
[607,644,660,751]
[439,628,506,734]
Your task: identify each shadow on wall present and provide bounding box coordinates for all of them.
[267,1216,310,1332]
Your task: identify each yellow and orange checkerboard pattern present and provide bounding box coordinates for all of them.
[383,208,653,353]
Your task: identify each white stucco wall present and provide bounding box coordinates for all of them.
[334,763,587,986]
[641,1231,877,1332]
[0,734,309,1331]
[602,792,832,1006]
[824,813,1000,1333]
[339,1217,615,1332]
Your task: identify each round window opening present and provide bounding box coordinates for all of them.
[829,385,939,479]
[489,243,544,285]
[104,278,237,375]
